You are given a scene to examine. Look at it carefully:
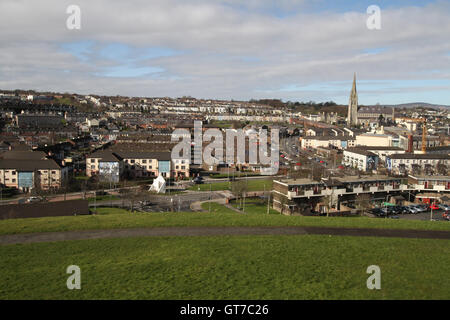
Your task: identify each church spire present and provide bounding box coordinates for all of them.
[347,73,358,126]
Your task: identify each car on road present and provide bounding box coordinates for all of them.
[25,196,42,203]
[193,176,204,184]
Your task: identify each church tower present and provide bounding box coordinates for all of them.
[347,73,358,126]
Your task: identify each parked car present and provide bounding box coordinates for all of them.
[371,208,382,215]
[429,204,440,210]
[399,206,410,214]
[439,204,450,211]
[391,206,402,214]
[405,206,419,214]
[442,212,450,221]
[412,205,427,213]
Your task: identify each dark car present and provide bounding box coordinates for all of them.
[371,208,382,215]
[390,206,401,214]
[193,176,204,184]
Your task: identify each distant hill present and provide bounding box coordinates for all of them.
[389,103,450,110]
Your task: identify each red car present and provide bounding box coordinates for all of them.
[430,204,440,210]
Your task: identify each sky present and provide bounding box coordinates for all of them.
[0,0,449,105]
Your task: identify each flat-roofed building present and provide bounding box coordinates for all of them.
[386,153,450,175]
[343,148,379,172]
[272,175,404,215]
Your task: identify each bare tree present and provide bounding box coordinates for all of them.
[279,195,289,215]
[355,193,371,216]
[322,194,333,217]
[231,180,248,209]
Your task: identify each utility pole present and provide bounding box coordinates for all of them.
[267,189,270,214]
[208,182,212,214]
[430,201,434,221]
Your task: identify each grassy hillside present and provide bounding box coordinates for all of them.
[1,235,449,299]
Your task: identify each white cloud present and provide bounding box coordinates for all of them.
[0,0,449,104]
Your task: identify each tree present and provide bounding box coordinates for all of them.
[279,195,289,215]
[322,194,333,217]
[378,114,384,126]
[437,162,447,176]
[355,193,371,216]
[231,180,248,209]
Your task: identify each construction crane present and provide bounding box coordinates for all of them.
[393,117,428,153]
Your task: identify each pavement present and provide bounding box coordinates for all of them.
[1,226,449,245]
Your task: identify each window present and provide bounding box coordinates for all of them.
[130,160,135,164]
[181,166,185,170]
[91,159,96,163]
[142,166,146,170]
[12,179,16,183]
[12,171,16,175]
[142,160,147,164]
[91,165,95,169]
[149,166,152,169]
[51,171,56,174]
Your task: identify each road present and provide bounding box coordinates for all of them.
[92,190,230,212]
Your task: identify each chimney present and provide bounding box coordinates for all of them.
[407,134,413,153]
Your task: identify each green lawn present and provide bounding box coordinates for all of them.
[1,205,450,236]
[1,235,448,299]
[229,198,280,215]
[188,179,273,192]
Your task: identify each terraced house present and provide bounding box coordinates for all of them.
[0,151,68,192]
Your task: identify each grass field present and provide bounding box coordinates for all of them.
[188,179,273,191]
[1,235,449,299]
[1,205,450,236]
[228,197,280,215]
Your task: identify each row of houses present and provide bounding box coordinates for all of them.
[0,151,68,192]
[86,150,190,181]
